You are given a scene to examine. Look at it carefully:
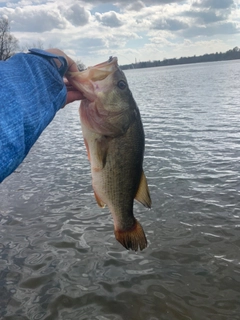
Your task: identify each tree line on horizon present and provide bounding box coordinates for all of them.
[120,47,240,70]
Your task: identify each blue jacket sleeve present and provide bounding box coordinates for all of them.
[0,49,68,183]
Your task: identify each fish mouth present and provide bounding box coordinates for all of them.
[67,57,118,101]
[93,56,117,70]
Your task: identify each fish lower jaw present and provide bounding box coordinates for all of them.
[114,219,147,252]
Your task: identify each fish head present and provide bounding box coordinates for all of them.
[67,57,134,113]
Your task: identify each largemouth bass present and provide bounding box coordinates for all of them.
[68,57,151,251]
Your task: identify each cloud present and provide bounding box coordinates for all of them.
[77,37,105,48]
[0,2,90,32]
[192,0,234,10]
[126,1,145,11]
[0,0,239,66]
[95,11,123,27]
[152,18,188,31]
[181,0,237,37]
[63,3,90,26]
[2,6,66,32]
[182,21,238,37]
[80,0,185,4]
[184,10,227,24]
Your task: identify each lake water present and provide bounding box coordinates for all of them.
[1,60,240,320]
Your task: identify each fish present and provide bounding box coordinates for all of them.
[67,57,151,251]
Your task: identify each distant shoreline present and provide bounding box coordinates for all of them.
[120,46,240,70]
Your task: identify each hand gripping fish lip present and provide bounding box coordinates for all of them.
[67,57,118,101]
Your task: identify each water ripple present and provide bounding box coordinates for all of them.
[1,60,240,319]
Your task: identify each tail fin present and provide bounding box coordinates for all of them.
[114,219,147,251]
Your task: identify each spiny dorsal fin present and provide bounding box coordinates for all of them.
[135,171,151,208]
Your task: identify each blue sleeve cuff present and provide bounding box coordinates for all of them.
[28,48,68,77]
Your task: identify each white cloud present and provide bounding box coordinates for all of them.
[192,0,234,9]
[62,3,90,26]
[0,0,239,65]
[0,5,67,32]
[125,1,145,11]
[95,11,124,27]
[151,17,189,31]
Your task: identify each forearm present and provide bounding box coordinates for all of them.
[0,49,67,182]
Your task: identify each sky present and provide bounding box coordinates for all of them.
[0,0,240,66]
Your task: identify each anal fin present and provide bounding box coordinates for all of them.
[135,171,151,208]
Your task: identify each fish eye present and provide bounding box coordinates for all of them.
[117,80,127,90]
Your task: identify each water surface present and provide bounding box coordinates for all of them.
[1,60,240,320]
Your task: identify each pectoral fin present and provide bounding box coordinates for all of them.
[95,136,109,169]
[135,171,151,208]
[84,138,91,162]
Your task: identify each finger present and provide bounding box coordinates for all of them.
[65,84,80,92]
[65,91,85,105]
[46,49,79,73]
[68,61,79,73]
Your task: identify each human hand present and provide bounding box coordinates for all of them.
[46,48,84,106]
